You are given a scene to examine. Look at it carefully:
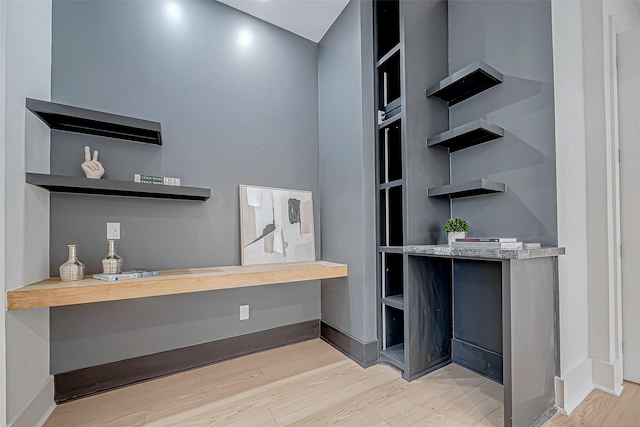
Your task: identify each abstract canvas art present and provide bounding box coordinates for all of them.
[240,185,316,266]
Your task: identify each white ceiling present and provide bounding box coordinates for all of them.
[217,0,350,43]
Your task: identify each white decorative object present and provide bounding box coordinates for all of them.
[447,232,466,246]
[240,185,315,266]
[81,145,105,179]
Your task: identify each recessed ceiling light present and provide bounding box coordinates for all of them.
[238,29,253,48]
[164,2,182,23]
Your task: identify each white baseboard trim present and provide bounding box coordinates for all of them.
[7,375,55,427]
[592,358,624,396]
[555,357,593,415]
[593,383,624,396]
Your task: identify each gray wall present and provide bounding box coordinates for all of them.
[403,0,450,245]
[448,0,558,246]
[318,1,377,344]
[4,0,53,422]
[50,0,321,373]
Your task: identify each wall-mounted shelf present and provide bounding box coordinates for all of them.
[6,261,348,311]
[26,98,162,145]
[427,119,504,152]
[428,179,506,199]
[426,61,503,106]
[26,173,210,201]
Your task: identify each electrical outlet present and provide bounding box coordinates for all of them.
[107,222,120,240]
[239,305,249,320]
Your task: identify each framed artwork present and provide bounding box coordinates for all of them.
[239,185,316,266]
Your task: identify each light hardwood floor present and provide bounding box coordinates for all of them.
[43,339,640,426]
[546,381,640,427]
[44,339,503,427]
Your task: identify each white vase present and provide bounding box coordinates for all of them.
[447,232,466,245]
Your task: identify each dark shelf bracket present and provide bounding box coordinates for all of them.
[427,119,504,152]
[26,98,162,145]
[426,61,503,106]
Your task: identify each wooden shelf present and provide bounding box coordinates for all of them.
[428,179,506,199]
[27,98,162,145]
[427,119,504,152]
[6,261,348,311]
[26,173,210,201]
[426,61,503,106]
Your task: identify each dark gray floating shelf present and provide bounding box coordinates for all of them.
[426,61,503,106]
[380,343,405,366]
[382,295,404,310]
[428,179,506,199]
[26,173,210,201]
[427,119,504,152]
[26,98,162,145]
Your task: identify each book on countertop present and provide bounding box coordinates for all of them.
[134,174,181,186]
[455,237,518,243]
[92,270,159,282]
[452,241,523,249]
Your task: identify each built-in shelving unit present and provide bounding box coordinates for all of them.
[375,0,451,381]
[26,98,162,145]
[428,179,506,199]
[26,173,210,201]
[375,0,406,375]
[6,261,347,311]
[426,61,503,106]
[427,119,504,152]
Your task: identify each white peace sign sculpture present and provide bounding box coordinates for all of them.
[81,146,105,179]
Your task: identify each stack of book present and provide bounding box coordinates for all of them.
[134,174,181,186]
[93,269,159,282]
[452,238,541,250]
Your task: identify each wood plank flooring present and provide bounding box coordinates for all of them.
[546,381,640,427]
[44,339,503,427]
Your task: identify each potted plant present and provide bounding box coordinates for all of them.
[444,217,469,245]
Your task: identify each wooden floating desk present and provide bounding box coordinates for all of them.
[6,261,347,311]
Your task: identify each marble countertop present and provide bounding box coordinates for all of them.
[403,245,565,260]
